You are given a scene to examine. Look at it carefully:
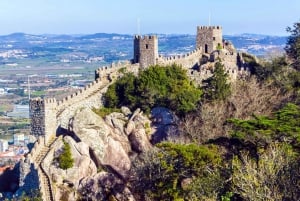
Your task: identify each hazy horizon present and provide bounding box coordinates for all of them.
[0,32,289,37]
[0,0,299,36]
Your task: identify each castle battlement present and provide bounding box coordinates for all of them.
[56,78,107,108]
[157,47,202,69]
[44,98,57,104]
[30,24,247,145]
[134,34,158,68]
[158,47,202,63]
[197,26,222,30]
[95,60,133,79]
[134,35,157,40]
[25,24,253,201]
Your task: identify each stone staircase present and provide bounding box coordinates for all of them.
[34,137,57,201]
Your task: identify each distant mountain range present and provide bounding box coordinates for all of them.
[0,32,287,69]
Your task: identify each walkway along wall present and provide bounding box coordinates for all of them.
[26,30,252,200]
[157,47,202,69]
[30,77,109,144]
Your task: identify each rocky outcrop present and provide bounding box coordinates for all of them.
[71,107,153,176]
[78,172,135,201]
[71,108,132,179]
[150,107,179,143]
[40,136,97,200]
[36,106,153,200]
[68,107,152,199]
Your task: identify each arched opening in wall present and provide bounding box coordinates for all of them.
[205,44,208,53]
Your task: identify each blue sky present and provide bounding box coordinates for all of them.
[0,0,299,35]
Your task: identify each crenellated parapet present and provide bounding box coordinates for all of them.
[55,78,108,117]
[197,25,222,30]
[133,34,158,68]
[197,25,223,54]
[95,60,135,80]
[24,24,255,201]
[157,47,202,69]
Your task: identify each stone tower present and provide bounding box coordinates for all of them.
[196,26,222,54]
[133,35,158,69]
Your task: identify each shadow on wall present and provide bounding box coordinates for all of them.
[17,163,39,195]
[0,165,19,193]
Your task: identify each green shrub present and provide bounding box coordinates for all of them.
[229,103,300,147]
[92,107,122,118]
[285,21,300,70]
[132,142,224,200]
[59,141,74,170]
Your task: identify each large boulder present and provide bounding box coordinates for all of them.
[71,108,131,178]
[78,172,135,201]
[105,112,128,137]
[150,107,179,143]
[43,136,97,188]
[129,128,152,153]
[126,108,152,152]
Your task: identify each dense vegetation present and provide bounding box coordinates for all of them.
[132,143,225,200]
[87,20,300,200]
[104,64,202,115]
[202,61,231,101]
[130,21,300,201]
[285,21,300,70]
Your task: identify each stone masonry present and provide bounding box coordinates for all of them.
[25,24,251,201]
[196,26,223,54]
[133,35,158,69]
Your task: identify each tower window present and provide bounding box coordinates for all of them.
[213,37,216,41]
[205,44,208,53]
[146,44,149,49]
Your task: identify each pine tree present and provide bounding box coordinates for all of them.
[59,141,74,170]
[203,61,231,101]
[285,21,300,70]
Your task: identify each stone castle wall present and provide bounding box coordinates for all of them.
[197,26,223,54]
[157,47,202,69]
[26,25,252,200]
[134,35,158,69]
[189,64,250,84]
[30,78,108,143]
[29,25,250,149]
[30,99,45,140]
[18,136,46,196]
[95,61,140,80]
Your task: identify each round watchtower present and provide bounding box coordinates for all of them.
[196,26,222,54]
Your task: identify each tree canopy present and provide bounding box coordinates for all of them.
[285,21,300,70]
[202,61,231,101]
[228,103,300,147]
[59,141,74,170]
[104,64,202,115]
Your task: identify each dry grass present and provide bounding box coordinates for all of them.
[180,77,292,143]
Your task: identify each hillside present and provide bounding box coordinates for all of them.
[0,32,286,70]
[7,21,300,201]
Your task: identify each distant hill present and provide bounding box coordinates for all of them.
[0,32,287,68]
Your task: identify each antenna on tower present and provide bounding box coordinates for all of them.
[28,75,31,118]
[137,18,141,35]
[28,75,31,101]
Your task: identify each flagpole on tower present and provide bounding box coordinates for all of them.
[209,11,211,26]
